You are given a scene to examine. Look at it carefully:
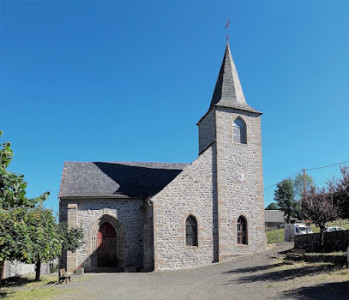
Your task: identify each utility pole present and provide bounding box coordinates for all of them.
[303,169,306,197]
[302,169,307,228]
[300,169,306,214]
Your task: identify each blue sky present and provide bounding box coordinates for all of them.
[1,0,349,214]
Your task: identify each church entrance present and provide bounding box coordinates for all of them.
[97,222,118,268]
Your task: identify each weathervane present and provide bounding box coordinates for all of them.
[225,18,231,41]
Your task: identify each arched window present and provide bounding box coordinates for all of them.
[237,216,248,245]
[233,117,247,144]
[186,215,198,247]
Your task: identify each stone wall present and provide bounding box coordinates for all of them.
[215,107,265,258]
[2,259,58,279]
[295,231,349,252]
[60,198,145,271]
[152,145,217,271]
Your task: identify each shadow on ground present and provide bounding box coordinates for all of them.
[1,276,36,288]
[224,263,341,285]
[223,261,293,274]
[282,281,349,300]
[0,276,57,298]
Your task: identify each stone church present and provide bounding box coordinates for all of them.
[59,42,265,272]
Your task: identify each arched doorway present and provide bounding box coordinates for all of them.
[87,215,126,270]
[97,222,118,268]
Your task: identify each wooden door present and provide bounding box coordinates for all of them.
[97,222,118,268]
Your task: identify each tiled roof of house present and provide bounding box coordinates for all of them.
[264,210,285,223]
[59,161,187,199]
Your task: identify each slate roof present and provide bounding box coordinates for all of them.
[210,42,261,114]
[59,161,187,199]
[264,210,285,223]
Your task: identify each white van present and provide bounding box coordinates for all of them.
[294,223,313,235]
[284,223,313,242]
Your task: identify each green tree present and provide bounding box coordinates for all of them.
[21,205,62,281]
[57,222,84,252]
[265,202,280,210]
[293,173,315,200]
[0,131,49,209]
[0,132,84,283]
[0,207,31,288]
[274,179,298,223]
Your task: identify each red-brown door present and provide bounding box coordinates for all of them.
[97,222,118,268]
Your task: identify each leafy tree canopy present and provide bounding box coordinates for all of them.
[331,166,349,219]
[0,207,31,265]
[274,179,298,223]
[302,186,339,250]
[265,202,280,210]
[0,131,49,209]
[57,222,84,253]
[22,205,62,281]
[293,173,314,200]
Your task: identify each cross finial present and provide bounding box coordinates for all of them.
[225,18,230,41]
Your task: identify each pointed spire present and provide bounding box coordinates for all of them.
[210,42,259,113]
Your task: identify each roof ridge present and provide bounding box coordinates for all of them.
[64,161,188,165]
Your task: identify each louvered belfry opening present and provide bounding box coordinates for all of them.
[237,216,248,245]
[186,215,198,247]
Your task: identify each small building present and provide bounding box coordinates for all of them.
[264,210,285,231]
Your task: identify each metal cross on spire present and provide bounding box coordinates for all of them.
[225,18,231,41]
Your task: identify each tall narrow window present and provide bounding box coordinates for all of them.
[233,117,247,144]
[186,215,198,246]
[237,216,248,245]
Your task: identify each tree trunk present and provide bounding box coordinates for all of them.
[35,260,41,281]
[319,226,325,252]
[286,215,290,224]
[0,262,4,289]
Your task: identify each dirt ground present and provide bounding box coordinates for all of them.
[54,243,349,300]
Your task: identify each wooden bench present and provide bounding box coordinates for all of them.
[58,268,72,284]
[291,248,306,255]
[286,249,306,261]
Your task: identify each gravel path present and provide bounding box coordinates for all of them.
[55,243,349,300]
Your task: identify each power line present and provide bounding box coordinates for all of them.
[263,159,349,191]
[305,160,349,172]
[264,170,301,191]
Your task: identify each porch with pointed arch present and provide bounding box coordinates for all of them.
[87,214,126,271]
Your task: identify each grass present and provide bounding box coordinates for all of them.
[266,219,349,244]
[310,220,349,233]
[265,257,349,292]
[267,228,285,243]
[0,275,60,299]
[305,251,346,256]
[0,274,94,299]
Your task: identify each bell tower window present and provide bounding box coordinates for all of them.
[233,117,247,144]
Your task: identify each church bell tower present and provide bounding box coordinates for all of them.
[198,42,265,260]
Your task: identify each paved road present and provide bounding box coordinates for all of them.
[56,243,349,300]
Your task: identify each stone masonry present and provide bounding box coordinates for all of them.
[152,145,217,271]
[60,198,145,271]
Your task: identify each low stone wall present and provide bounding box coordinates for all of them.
[2,259,59,279]
[294,230,349,252]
